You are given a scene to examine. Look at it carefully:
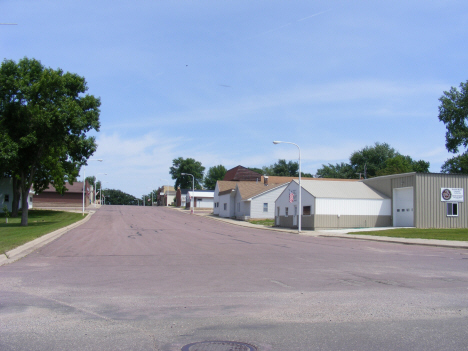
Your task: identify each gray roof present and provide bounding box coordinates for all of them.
[296,180,389,200]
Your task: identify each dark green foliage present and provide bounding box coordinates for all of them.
[169,157,205,190]
[263,159,299,176]
[377,155,430,176]
[438,81,468,173]
[316,142,430,178]
[102,189,139,205]
[0,57,100,225]
[316,162,356,179]
[204,165,227,189]
[441,153,468,174]
[350,142,397,178]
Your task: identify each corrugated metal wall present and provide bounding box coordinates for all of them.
[314,214,391,229]
[415,173,468,228]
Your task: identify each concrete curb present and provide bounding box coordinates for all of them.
[171,207,468,249]
[0,211,96,266]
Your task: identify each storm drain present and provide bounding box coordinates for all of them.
[181,341,257,351]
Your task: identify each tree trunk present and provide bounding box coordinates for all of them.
[20,188,29,226]
[11,177,21,218]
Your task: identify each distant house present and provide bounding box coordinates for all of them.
[213,165,318,220]
[186,190,215,209]
[157,185,176,206]
[0,178,34,212]
[223,165,263,182]
[220,181,289,220]
[33,181,89,209]
[176,188,190,207]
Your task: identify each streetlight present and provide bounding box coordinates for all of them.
[99,181,109,207]
[273,141,301,233]
[82,159,103,215]
[95,173,107,207]
[147,187,155,206]
[181,173,194,214]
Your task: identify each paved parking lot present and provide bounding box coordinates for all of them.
[1,205,467,350]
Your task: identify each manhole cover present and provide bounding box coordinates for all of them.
[181,341,257,351]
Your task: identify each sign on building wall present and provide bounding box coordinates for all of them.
[441,188,464,202]
[289,190,297,203]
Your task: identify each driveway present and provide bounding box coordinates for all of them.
[1,205,467,350]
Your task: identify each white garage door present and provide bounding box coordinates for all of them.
[393,187,414,227]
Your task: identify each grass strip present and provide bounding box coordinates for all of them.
[351,228,468,241]
[0,210,86,253]
[249,219,275,226]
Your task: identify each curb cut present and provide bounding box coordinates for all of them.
[0,211,96,267]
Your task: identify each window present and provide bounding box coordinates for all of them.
[263,203,268,212]
[303,206,311,215]
[447,202,458,217]
[4,194,9,202]
[237,203,240,212]
[224,203,227,210]
[285,207,289,216]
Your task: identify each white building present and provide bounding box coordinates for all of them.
[0,178,34,212]
[215,181,289,220]
[275,179,391,229]
[187,190,215,209]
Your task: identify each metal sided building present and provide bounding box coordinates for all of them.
[362,172,468,228]
[275,179,391,230]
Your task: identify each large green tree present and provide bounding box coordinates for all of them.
[316,142,430,179]
[103,189,138,205]
[438,80,468,173]
[316,162,356,179]
[0,57,100,225]
[350,142,397,178]
[204,165,227,189]
[376,155,430,176]
[169,157,205,190]
[263,159,299,176]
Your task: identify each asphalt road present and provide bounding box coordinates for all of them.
[1,206,468,351]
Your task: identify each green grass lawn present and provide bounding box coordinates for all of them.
[351,228,468,241]
[0,210,86,253]
[249,219,275,226]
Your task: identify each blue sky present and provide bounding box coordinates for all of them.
[2,0,468,197]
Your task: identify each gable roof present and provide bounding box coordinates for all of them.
[223,166,262,181]
[216,181,240,196]
[237,182,288,200]
[41,182,84,193]
[297,179,388,200]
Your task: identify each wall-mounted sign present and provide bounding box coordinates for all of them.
[441,188,464,202]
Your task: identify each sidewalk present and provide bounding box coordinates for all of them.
[176,207,468,250]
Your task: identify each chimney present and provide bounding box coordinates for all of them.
[264,176,269,186]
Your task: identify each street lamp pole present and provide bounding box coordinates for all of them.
[95,173,107,207]
[82,159,103,215]
[273,141,301,233]
[181,173,195,214]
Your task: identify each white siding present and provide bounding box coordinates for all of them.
[213,183,221,215]
[0,178,33,212]
[275,181,315,216]
[218,193,235,218]
[316,198,391,216]
[250,184,288,219]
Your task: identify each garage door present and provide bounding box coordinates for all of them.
[393,187,414,227]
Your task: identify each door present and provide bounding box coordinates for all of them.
[393,187,414,227]
[276,207,280,225]
[293,206,298,226]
